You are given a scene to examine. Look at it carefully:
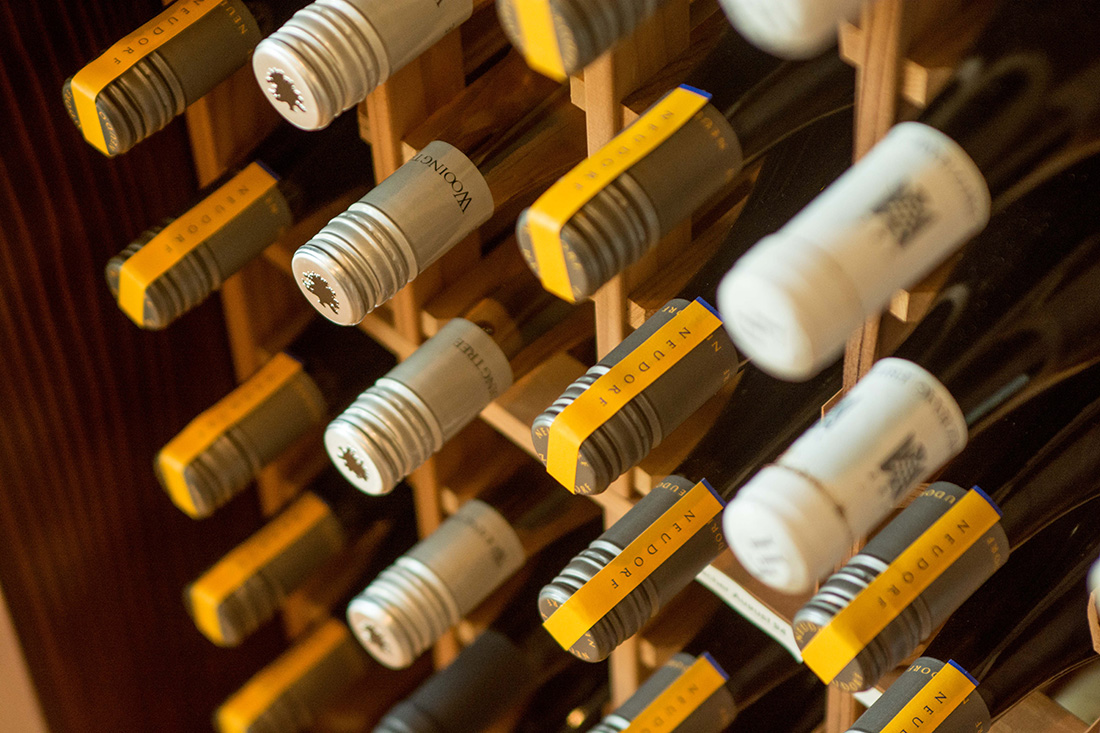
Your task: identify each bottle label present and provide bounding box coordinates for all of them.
[216,619,361,733]
[157,352,327,517]
[526,86,713,302]
[542,480,725,652]
[695,564,803,661]
[510,0,567,80]
[187,492,343,645]
[798,488,1002,685]
[543,298,724,494]
[853,659,990,733]
[68,0,228,155]
[361,0,472,79]
[360,140,493,276]
[409,499,528,616]
[792,120,991,309]
[117,162,290,327]
[780,357,968,544]
[621,654,729,733]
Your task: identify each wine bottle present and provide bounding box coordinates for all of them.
[539,360,842,663]
[62,0,309,157]
[495,0,678,80]
[792,360,1100,691]
[346,461,600,669]
[585,604,802,732]
[515,28,854,302]
[324,275,576,496]
[105,113,372,330]
[723,148,1100,595]
[722,669,826,733]
[251,0,473,131]
[214,618,421,733]
[843,502,1100,732]
[510,666,609,733]
[371,520,603,733]
[529,106,854,496]
[718,0,866,59]
[292,89,587,326]
[184,468,414,647]
[156,317,396,519]
[719,0,1100,380]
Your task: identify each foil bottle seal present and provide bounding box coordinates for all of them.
[294,141,493,325]
[516,102,742,301]
[725,357,968,594]
[588,653,736,733]
[157,357,328,518]
[497,0,668,78]
[63,0,261,156]
[347,499,527,669]
[325,318,513,495]
[538,476,727,662]
[531,299,737,496]
[253,0,472,130]
[793,482,1008,691]
[106,170,293,329]
[847,657,991,733]
[214,620,369,733]
[720,121,991,380]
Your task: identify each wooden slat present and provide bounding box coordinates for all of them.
[992,693,1091,733]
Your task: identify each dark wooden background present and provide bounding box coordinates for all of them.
[0,2,284,730]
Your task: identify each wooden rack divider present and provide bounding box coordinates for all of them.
[176,0,1099,729]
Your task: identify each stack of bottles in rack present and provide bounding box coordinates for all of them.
[63,0,1100,730]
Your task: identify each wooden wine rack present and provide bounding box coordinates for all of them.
[179,0,1100,730]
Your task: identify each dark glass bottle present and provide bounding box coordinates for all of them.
[105,113,373,330]
[516,26,856,301]
[720,0,1100,380]
[721,669,826,733]
[155,317,396,519]
[347,461,600,669]
[184,468,414,647]
[528,105,854,496]
[62,0,309,156]
[371,520,603,733]
[724,149,1100,594]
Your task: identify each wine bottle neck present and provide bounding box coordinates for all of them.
[241,0,310,34]
[937,234,1100,431]
[678,106,854,304]
[462,280,573,363]
[682,610,802,710]
[681,363,842,500]
[992,379,1100,544]
[724,50,855,164]
[283,318,398,409]
[919,1,1100,199]
[975,589,1096,717]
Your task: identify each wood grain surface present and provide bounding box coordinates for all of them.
[0,1,282,730]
